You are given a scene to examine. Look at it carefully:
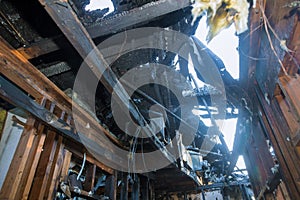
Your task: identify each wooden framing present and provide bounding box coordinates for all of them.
[105,171,118,200]
[0,117,38,199]
[83,164,97,191]
[22,125,47,200]
[0,35,117,197]
[120,172,129,200]
[254,83,300,199]
[0,34,124,154]
[60,149,72,183]
[29,130,58,199]
[2,0,300,198]
[46,139,65,200]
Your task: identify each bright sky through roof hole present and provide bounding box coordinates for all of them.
[195,17,240,79]
[85,0,115,12]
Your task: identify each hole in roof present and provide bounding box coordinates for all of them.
[85,0,115,14]
[195,16,240,80]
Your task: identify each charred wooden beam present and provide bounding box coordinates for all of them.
[105,171,118,200]
[120,172,129,200]
[131,175,140,200]
[22,125,47,199]
[239,0,264,88]
[83,164,96,192]
[255,85,300,199]
[0,8,29,46]
[0,75,79,141]
[0,75,120,173]
[86,0,191,38]
[17,38,60,60]
[15,0,190,59]
[281,17,300,75]
[0,36,124,148]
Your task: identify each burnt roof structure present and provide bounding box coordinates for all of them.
[0,0,300,199]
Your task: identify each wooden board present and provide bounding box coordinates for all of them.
[60,149,72,183]
[29,130,57,199]
[83,164,96,192]
[17,124,46,200]
[46,138,65,200]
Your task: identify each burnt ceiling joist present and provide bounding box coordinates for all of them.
[86,0,191,38]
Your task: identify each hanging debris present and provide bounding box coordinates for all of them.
[192,0,250,42]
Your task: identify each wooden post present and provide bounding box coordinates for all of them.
[120,173,128,200]
[60,149,72,183]
[20,124,46,200]
[29,130,57,199]
[141,177,150,200]
[149,180,155,200]
[105,171,117,200]
[83,164,97,192]
[131,175,140,200]
[47,141,65,200]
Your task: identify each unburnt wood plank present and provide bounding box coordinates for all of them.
[60,149,72,183]
[47,138,65,200]
[29,130,57,199]
[22,130,47,200]
[15,123,45,200]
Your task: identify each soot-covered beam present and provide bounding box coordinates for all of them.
[86,0,191,38]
